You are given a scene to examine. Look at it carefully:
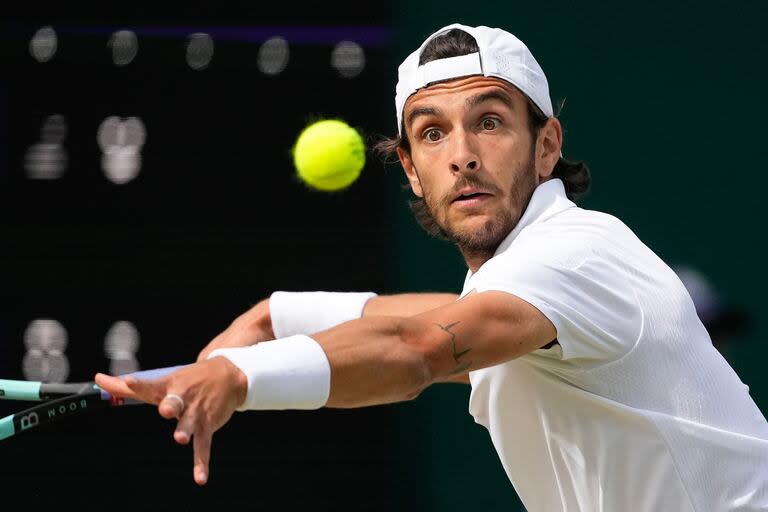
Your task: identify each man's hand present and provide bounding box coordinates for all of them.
[94,357,248,485]
[197,299,275,362]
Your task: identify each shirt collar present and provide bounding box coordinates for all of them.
[462,178,576,288]
[492,178,576,257]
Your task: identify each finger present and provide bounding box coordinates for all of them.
[94,373,139,400]
[193,428,212,485]
[174,409,197,446]
[159,393,185,420]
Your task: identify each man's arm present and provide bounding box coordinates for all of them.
[314,290,555,407]
[94,289,554,485]
[102,290,554,408]
[197,292,460,362]
[362,293,471,383]
[362,293,459,317]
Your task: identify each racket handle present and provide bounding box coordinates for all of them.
[123,364,190,381]
[99,364,190,401]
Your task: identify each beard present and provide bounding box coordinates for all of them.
[419,152,538,260]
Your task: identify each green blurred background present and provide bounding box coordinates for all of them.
[390,2,767,510]
[1,1,765,511]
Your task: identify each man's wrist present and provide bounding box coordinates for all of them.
[269,291,378,338]
[212,353,249,407]
[207,334,331,411]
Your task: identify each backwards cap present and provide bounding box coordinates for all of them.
[395,23,553,136]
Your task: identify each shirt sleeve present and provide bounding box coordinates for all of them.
[469,251,643,364]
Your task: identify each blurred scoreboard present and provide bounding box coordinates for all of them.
[1,14,396,381]
[0,7,421,511]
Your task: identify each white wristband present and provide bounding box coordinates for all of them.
[208,335,331,411]
[269,291,378,338]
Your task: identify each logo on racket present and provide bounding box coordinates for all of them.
[45,399,90,420]
[19,412,40,431]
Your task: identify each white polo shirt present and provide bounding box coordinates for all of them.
[463,179,768,511]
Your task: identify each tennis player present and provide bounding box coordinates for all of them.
[96,23,768,510]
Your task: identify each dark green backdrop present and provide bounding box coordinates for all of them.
[389,2,767,511]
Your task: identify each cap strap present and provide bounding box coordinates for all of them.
[417,52,482,87]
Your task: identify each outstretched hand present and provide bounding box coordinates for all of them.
[95,357,248,485]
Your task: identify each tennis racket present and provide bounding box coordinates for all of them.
[0,364,189,441]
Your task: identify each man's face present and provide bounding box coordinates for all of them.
[397,76,554,256]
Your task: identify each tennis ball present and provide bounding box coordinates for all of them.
[291,119,366,192]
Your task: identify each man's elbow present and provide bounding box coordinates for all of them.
[397,317,441,399]
[400,348,432,402]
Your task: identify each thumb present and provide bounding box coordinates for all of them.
[121,375,167,405]
[95,373,137,399]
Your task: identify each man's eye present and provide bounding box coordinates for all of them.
[481,118,500,130]
[424,129,442,142]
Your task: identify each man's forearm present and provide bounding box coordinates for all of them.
[312,315,430,408]
[204,291,467,400]
[362,293,459,318]
[363,293,468,385]
[198,292,460,362]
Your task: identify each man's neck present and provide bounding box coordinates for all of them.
[460,246,498,274]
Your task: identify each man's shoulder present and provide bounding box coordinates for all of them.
[542,204,628,230]
[491,206,647,273]
[523,205,637,249]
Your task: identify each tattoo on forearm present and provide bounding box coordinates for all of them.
[435,321,472,374]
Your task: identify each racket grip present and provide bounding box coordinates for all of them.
[124,364,190,381]
[99,364,190,402]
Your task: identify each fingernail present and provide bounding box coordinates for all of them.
[196,470,207,484]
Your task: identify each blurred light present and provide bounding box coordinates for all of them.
[29,26,57,63]
[104,321,141,376]
[24,114,68,179]
[673,264,751,344]
[104,321,140,358]
[331,41,365,78]
[186,32,214,70]
[258,36,289,75]
[23,319,70,383]
[109,359,140,376]
[674,265,719,323]
[97,116,146,184]
[109,30,138,66]
[24,319,67,352]
[40,113,67,142]
[24,144,67,179]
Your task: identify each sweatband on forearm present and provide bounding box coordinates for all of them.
[269,291,378,338]
[208,334,331,411]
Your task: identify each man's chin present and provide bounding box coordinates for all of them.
[445,213,494,236]
[445,216,510,252]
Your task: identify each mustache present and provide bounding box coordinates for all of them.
[439,174,502,207]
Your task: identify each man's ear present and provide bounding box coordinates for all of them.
[535,117,563,181]
[397,147,424,197]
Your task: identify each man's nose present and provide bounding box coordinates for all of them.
[449,130,480,173]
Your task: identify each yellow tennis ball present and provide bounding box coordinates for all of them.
[292,119,366,191]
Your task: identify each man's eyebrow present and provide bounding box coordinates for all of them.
[465,91,515,111]
[406,106,442,129]
[405,91,513,129]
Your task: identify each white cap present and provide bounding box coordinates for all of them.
[395,23,553,136]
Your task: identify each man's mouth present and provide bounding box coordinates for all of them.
[452,189,493,204]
